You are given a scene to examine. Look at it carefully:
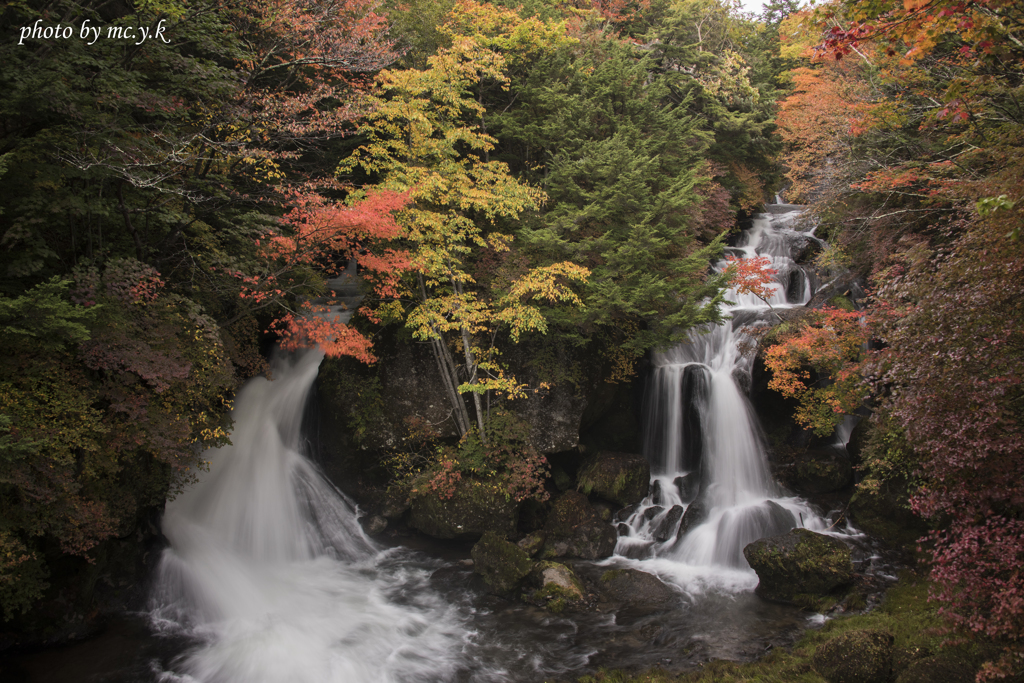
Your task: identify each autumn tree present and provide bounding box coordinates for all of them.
[340,8,590,441]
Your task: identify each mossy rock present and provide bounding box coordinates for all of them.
[598,568,677,610]
[743,528,854,604]
[526,561,588,613]
[576,451,650,507]
[471,531,533,595]
[775,445,853,495]
[812,629,894,683]
[408,477,520,540]
[850,482,928,551]
[543,490,617,560]
[894,654,976,683]
[517,531,546,557]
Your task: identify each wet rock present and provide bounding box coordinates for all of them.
[743,528,854,604]
[471,531,534,595]
[543,491,617,560]
[650,479,664,505]
[673,473,699,503]
[894,654,976,683]
[517,531,546,557]
[677,491,709,538]
[614,504,637,523]
[792,234,824,264]
[525,561,588,613]
[812,629,894,683]
[643,505,665,521]
[576,451,650,507]
[360,514,388,535]
[651,505,684,542]
[598,568,677,610]
[408,477,519,540]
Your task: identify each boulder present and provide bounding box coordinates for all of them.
[525,561,588,613]
[543,491,617,560]
[359,514,388,536]
[598,568,677,610]
[743,528,854,604]
[774,445,853,495]
[408,477,520,540]
[650,505,684,542]
[849,481,928,550]
[673,473,699,503]
[576,451,650,507]
[812,629,894,683]
[471,531,534,595]
[894,654,975,683]
[517,531,546,557]
[677,491,710,538]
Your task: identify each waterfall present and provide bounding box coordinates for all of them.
[613,208,834,592]
[148,290,471,683]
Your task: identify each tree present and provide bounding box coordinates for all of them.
[340,14,589,441]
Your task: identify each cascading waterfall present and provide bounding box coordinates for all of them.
[148,291,471,683]
[613,206,840,591]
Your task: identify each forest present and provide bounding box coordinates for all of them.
[0,0,1021,681]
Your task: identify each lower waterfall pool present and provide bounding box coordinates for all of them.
[5,541,842,683]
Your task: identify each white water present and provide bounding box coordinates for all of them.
[613,209,839,593]
[149,295,473,683]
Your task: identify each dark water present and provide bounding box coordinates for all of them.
[1,544,827,683]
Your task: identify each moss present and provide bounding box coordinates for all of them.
[471,531,533,594]
[580,572,993,683]
[828,295,856,312]
[527,561,587,613]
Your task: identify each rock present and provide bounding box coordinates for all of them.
[471,531,534,595]
[598,568,677,610]
[849,480,928,550]
[812,629,894,683]
[576,451,651,507]
[894,654,975,683]
[650,505,684,542]
[316,337,462,452]
[517,531,546,557]
[381,486,411,521]
[792,234,824,264]
[677,492,710,537]
[743,528,854,604]
[525,561,588,613]
[775,445,853,495]
[845,417,871,465]
[359,514,388,535]
[650,479,664,505]
[673,473,699,503]
[643,505,665,521]
[543,491,617,560]
[408,477,520,540]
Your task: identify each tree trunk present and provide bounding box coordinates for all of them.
[418,274,472,437]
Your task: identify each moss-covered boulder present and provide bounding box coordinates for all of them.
[471,531,534,595]
[408,477,519,540]
[525,561,588,613]
[743,528,854,604]
[598,568,677,610]
[774,445,853,495]
[517,531,546,557]
[576,451,650,507]
[849,481,928,550]
[543,491,617,560]
[894,654,976,683]
[812,629,894,683]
